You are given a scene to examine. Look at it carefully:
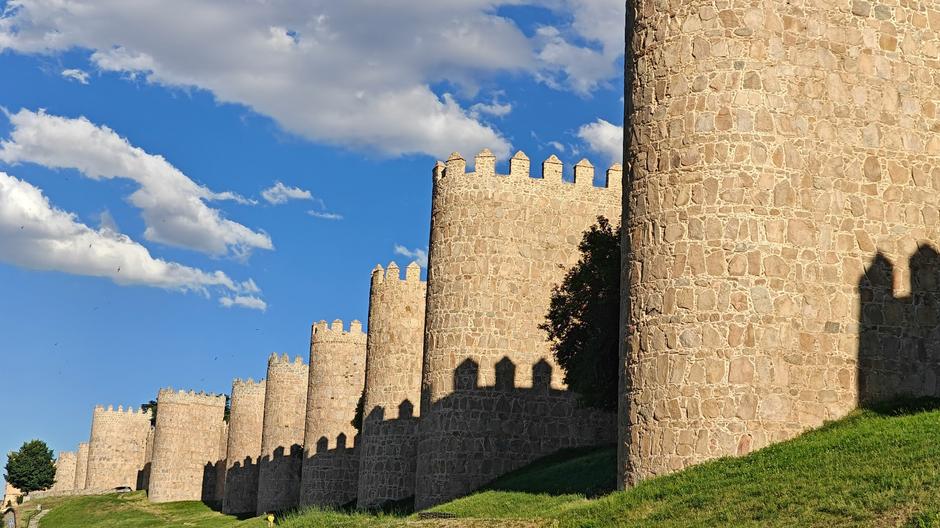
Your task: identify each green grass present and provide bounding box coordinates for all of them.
[26,400,940,527]
[35,491,264,528]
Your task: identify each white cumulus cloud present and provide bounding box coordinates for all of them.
[61,68,89,84]
[0,170,260,306]
[0,1,625,158]
[393,245,428,268]
[577,118,622,163]
[261,181,312,205]
[0,109,272,258]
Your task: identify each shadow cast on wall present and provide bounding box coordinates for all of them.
[256,444,303,514]
[415,357,615,508]
[220,455,261,516]
[136,462,150,492]
[301,432,360,509]
[859,245,940,406]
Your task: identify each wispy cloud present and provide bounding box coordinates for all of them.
[393,245,428,268]
[0,109,272,258]
[61,68,89,84]
[219,295,267,311]
[307,210,343,221]
[261,181,313,205]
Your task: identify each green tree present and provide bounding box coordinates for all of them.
[541,216,620,411]
[141,400,157,426]
[4,440,55,493]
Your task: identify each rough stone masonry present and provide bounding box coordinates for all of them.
[621,0,940,487]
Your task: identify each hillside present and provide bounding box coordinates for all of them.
[24,399,940,527]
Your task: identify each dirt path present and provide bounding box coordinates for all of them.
[26,509,47,528]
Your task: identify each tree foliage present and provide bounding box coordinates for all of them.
[140,400,157,426]
[4,440,55,493]
[541,216,620,411]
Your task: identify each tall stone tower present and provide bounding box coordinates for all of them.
[256,355,308,514]
[52,451,77,492]
[415,150,622,508]
[299,320,367,507]
[357,261,426,509]
[73,442,89,490]
[222,378,266,515]
[621,0,940,487]
[85,405,151,490]
[148,389,226,503]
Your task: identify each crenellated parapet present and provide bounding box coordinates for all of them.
[300,317,367,507]
[357,261,427,508]
[416,148,622,508]
[435,149,622,191]
[149,387,227,503]
[155,388,226,408]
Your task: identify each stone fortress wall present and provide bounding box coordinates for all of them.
[621,0,940,487]
[85,405,152,490]
[73,442,88,490]
[415,149,623,508]
[148,389,226,503]
[51,451,76,493]
[357,261,427,509]
[222,378,266,515]
[299,320,367,508]
[256,355,308,515]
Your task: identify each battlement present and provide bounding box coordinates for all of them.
[434,149,622,190]
[156,388,226,407]
[311,319,366,342]
[232,377,266,393]
[371,261,423,288]
[93,404,152,420]
[267,352,306,366]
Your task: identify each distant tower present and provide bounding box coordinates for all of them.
[620,0,940,488]
[148,389,226,503]
[51,451,77,493]
[222,378,266,515]
[415,150,622,507]
[73,442,89,490]
[256,355,308,515]
[85,405,152,490]
[357,262,426,508]
[299,320,367,507]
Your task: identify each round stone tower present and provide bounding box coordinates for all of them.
[52,451,77,493]
[622,0,940,487]
[85,405,152,490]
[357,261,426,509]
[148,389,226,503]
[415,150,622,508]
[256,355,308,515]
[222,377,266,515]
[73,442,89,490]
[299,319,367,508]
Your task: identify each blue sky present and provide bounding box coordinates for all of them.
[0,0,624,472]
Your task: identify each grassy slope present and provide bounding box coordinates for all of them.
[284,400,940,527]
[36,491,264,528]
[28,401,940,527]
